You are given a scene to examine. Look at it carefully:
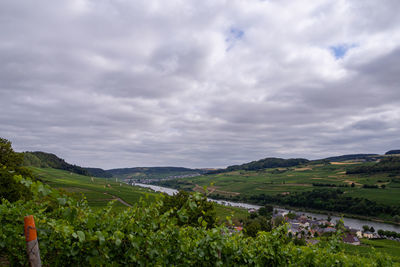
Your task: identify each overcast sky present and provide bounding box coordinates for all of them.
[1,0,400,169]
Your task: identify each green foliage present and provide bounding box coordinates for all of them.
[159,190,217,229]
[0,176,395,266]
[242,205,273,237]
[243,215,272,237]
[286,212,296,220]
[0,138,33,202]
[258,204,273,217]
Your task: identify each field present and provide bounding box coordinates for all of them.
[170,162,400,206]
[29,167,158,210]
[343,239,400,263]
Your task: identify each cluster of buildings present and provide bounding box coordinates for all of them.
[270,211,398,245]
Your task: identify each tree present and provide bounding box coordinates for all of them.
[362,225,370,232]
[335,219,345,232]
[0,138,23,169]
[243,215,272,237]
[0,138,32,202]
[258,204,273,217]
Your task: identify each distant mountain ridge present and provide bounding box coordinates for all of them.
[107,167,206,179]
[385,150,400,155]
[323,154,380,162]
[83,167,113,178]
[22,149,399,178]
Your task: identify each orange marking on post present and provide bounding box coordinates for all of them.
[24,215,37,242]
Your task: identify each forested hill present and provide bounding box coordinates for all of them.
[23,151,90,176]
[209,157,309,174]
[323,154,380,162]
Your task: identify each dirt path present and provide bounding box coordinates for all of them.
[104,193,132,207]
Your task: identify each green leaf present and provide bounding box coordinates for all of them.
[77,231,85,242]
[96,231,105,245]
[57,198,67,206]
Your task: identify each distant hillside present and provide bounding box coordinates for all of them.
[323,154,379,162]
[107,167,204,179]
[23,151,89,176]
[208,157,309,174]
[386,150,400,155]
[84,167,113,178]
[347,156,400,174]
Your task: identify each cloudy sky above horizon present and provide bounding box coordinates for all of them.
[1,0,400,169]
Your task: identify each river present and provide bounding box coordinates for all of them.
[133,183,400,232]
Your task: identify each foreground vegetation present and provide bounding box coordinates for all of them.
[1,175,396,266]
[343,239,400,263]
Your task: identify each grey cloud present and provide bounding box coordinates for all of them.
[1,0,400,168]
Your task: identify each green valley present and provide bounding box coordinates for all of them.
[157,158,400,222]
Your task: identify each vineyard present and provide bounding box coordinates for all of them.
[0,175,396,266]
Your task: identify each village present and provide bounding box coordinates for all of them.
[263,210,400,245]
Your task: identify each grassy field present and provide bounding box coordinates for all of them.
[172,162,400,206]
[343,238,400,263]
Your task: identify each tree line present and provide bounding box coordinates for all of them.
[213,189,400,220]
[208,157,309,174]
[346,156,400,174]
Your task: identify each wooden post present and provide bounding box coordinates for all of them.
[24,215,42,267]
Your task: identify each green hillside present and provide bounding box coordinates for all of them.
[23,151,90,176]
[28,167,157,209]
